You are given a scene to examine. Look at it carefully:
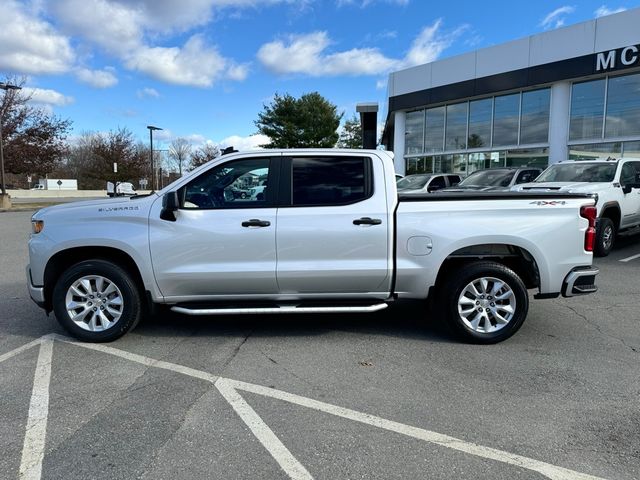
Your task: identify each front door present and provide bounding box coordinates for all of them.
[620,161,640,228]
[275,155,390,295]
[149,156,279,299]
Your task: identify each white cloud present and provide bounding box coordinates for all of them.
[50,0,251,87]
[0,0,74,75]
[594,5,626,17]
[137,87,160,99]
[24,87,74,106]
[218,134,270,150]
[540,6,576,29]
[75,67,118,88]
[126,35,247,87]
[51,0,142,56]
[257,19,464,77]
[401,19,466,68]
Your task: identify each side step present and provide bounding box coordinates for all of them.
[171,303,388,316]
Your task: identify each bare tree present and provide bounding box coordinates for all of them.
[1,76,72,176]
[168,137,192,175]
[63,128,149,189]
[190,143,220,170]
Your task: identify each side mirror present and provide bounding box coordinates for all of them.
[622,183,640,194]
[160,191,179,221]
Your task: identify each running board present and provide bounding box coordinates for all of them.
[170,303,388,316]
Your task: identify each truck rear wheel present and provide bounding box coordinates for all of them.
[441,262,528,344]
[52,260,142,342]
[594,218,615,257]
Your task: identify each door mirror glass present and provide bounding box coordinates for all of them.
[161,191,179,221]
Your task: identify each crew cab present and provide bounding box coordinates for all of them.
[513,158,640,256]
[27,149,599,344]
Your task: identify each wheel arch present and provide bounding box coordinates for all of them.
[432,243,541,295]
[43,246,147,311]
[599,202,621,231]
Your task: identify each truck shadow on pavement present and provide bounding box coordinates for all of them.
[130,301,457,344]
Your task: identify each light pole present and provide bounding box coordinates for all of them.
[0,82,22,202]
[147,125,162,191]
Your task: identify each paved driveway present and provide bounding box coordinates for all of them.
[1,211,639,479]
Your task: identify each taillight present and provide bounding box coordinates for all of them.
[580,205,597,252]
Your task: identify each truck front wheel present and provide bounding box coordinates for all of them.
[441,262,529,344]
[594,218,615,257]
[52,260,142,342]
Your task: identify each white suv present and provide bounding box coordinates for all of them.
[514,158,640,256]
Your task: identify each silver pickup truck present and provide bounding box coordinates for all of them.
[27,149,599,344]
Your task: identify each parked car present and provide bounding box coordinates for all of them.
[513,158,640,256]
[396,174,462,194]
[443,167,542,192]
[27,149,598,344]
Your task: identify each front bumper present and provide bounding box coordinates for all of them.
[562,266,599,297]
[26,266,46,308]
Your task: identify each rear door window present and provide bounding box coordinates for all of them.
[290,157,371,206]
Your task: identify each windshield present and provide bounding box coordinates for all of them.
[458,169,515,187]
[397,175,431,190]
[536,163,617,183]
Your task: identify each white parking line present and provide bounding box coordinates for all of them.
[216,378,313,480]
[19,338,53,480]
[225,378,604,480]
[2,335,609,480]
[619,252,640,262]
[0,338,43,365]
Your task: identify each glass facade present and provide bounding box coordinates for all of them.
[404,88,550,174]
[405,110,424,155]
[605,73,640,138]
[468,98,492,148]
[405,88,550,158]
[493,94,520,146]
[568,71,640,160]
[425,106,445,152]
[403,71,640,174]
[445,103,468,150]
[569,79,605,140]
[566,141,640,160]
[520,89,551,144]
[406,149,548,175]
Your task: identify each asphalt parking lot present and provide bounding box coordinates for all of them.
[1,210,639,480]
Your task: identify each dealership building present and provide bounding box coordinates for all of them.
[382,8,640,176]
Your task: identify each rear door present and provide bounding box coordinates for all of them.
[275,155,390,295]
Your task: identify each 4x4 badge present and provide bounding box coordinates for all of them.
[529,200,567,206]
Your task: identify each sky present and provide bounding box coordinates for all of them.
[0,0,637,151]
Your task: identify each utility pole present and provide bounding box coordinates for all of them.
[147,125,162,191]
[0,82,22,208]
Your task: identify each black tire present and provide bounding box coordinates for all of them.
[440,261,529,344]
[594,218,615,257]
[52,259,143,342]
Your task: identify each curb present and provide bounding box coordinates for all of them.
[0,207,40,213]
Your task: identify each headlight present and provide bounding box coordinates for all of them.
[31,220,44,234]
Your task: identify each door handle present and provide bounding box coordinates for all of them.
[353,217,382,226]
[242,219,271,227]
